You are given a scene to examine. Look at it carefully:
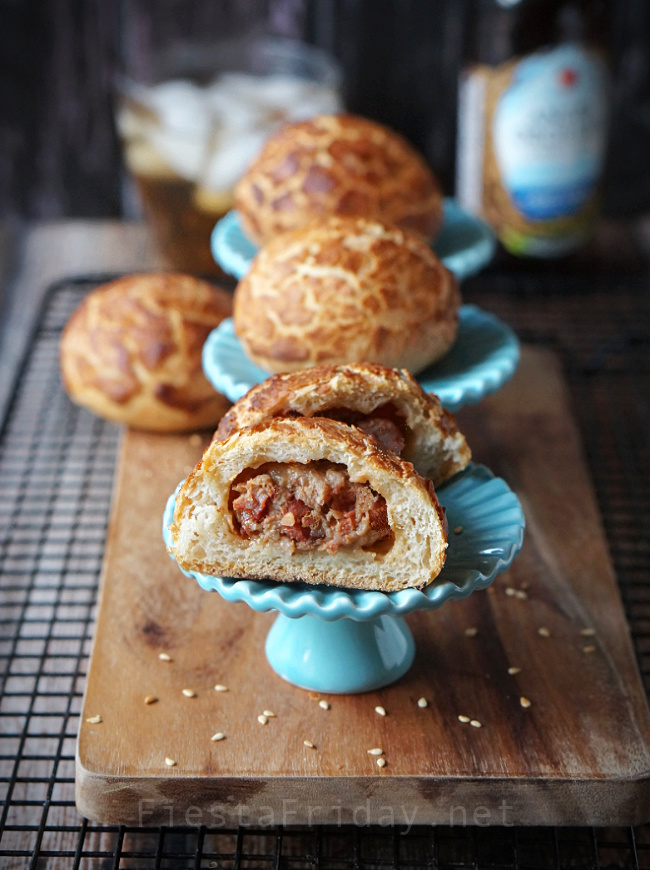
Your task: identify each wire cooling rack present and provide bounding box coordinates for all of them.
[0,270,649,868]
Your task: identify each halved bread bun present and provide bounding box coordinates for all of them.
[215,363,470,487]
[170,417,448,592]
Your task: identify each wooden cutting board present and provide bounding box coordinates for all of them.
[76,347,650,827]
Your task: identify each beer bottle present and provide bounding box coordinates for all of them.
[456,0,610,259]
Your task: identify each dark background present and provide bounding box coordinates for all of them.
[1,0,649,221]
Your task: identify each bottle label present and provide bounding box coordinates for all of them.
[457,44,609,257]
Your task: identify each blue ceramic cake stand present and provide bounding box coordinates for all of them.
[211,198,496,283]
[205,199,517,412]
[163,464,525,694]
[202,305,520,412]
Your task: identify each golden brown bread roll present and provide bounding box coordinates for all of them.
[215,362,470,487]
[234,217,460,375]
[170,417,448,592]
[235,113,443,245]
[59,273,232,432]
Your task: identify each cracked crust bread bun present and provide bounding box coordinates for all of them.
[170,417,448,592]
[215,363,470,488]
[234,216,461,375]
[235,113,444,246]
[60,273,232,432]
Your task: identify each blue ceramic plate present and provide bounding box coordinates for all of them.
[163,462,525,623]
[211,198,496,282]
[202,305,520,411]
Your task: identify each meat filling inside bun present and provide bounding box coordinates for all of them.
[170,417,448,592]
[231,461,391,555]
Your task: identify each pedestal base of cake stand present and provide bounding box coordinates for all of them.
[265,612,415,694]
[164,463,526,697]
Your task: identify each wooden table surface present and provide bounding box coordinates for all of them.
[76,346,650,827]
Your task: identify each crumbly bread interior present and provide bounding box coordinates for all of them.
[216,363,470,487]
[234,217,460,376]
[171,417,448,592]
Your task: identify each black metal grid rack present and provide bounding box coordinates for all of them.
[0,270,649,869]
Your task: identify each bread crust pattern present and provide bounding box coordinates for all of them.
[234,217,460,375]
[235,113,443,245]
[170,417,448,592]
[215,362,470,487]
[60,273,232,431]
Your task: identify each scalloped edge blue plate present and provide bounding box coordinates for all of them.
[163,462,525,623]
[211,198,496,282]
[202,305,520,411]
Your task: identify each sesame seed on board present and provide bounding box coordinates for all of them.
[86,715,102,724]
[377,758,387,768]
[158,652,172,662]
[417,697,428,708]
[319,700,330,710]
[304,740,316,749]
[211,732,226,742]
[505,587,527,599]
[367,748,383,756]
[257,714,268,725]
[182,689,196,698]
[375,706,387,716]
[214,684,228,692]
[144,695,158,705]
[165,757,177,767]
[520,697,532,708]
